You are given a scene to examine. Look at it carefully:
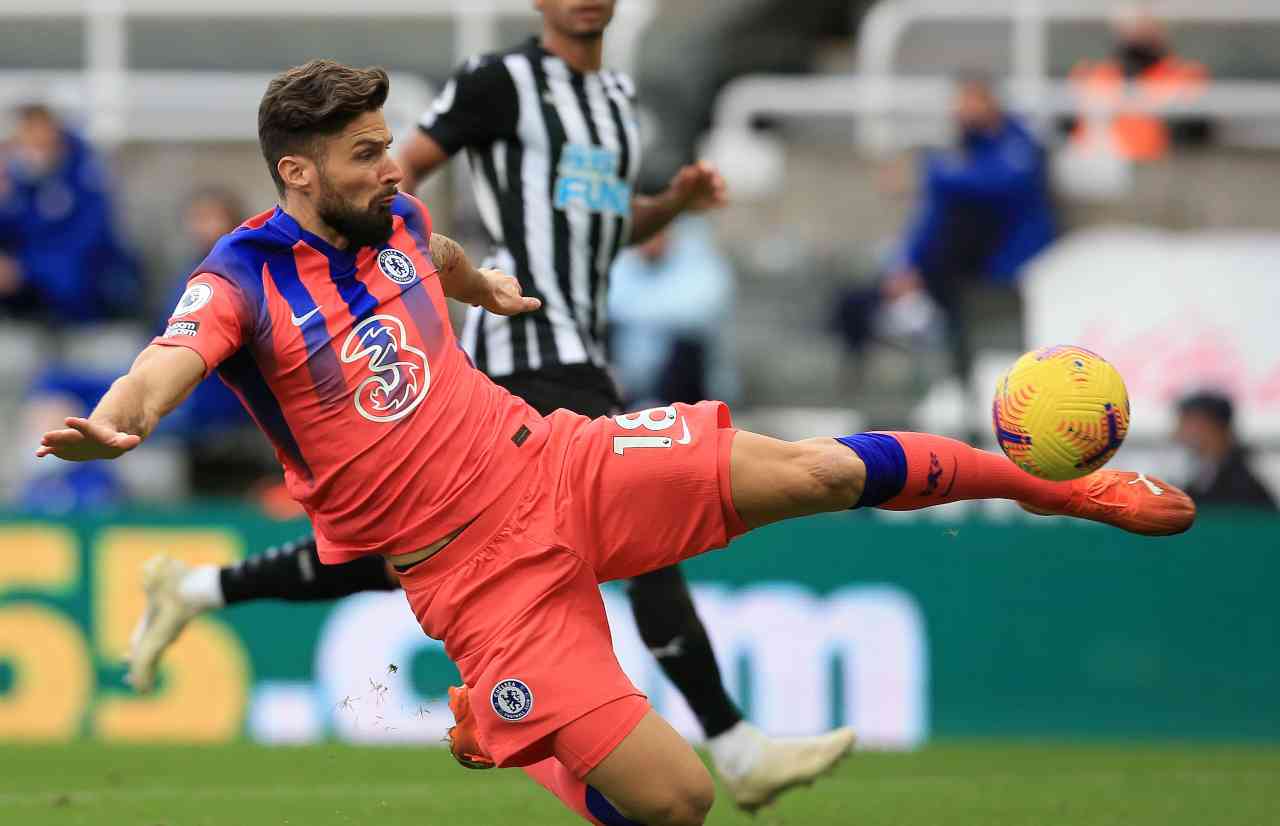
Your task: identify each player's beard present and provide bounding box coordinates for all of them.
[317,180,396,250]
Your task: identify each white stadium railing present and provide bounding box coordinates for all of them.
[710,0,1280,153]
[0,0,656,145]
[857,0,1280,88]
[0,70,436,144]
[713,76,1280,152]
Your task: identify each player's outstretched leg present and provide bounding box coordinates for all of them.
[730,430,1195,535]
[627,565,855,811]
[125,536,397,691]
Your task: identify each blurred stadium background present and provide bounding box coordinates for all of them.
[0,1,1277,824]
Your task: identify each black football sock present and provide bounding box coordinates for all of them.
[219,535,398,605]
[628,565,743,739]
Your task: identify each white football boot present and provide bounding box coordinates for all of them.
[709,721,857,812]
[125,556,217,692]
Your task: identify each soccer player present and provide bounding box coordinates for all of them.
[39,61,1194,826]
[123,0,853,811]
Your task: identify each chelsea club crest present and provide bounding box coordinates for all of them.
[377,248,417,285]
[491,678,533,722]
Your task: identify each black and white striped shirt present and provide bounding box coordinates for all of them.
[419,38,641,378]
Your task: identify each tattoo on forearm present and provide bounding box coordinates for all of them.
[428,233,460,275]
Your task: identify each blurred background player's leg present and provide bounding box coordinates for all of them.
[628,566,740,739]
[125,537,396,691]
[627,565,855,810]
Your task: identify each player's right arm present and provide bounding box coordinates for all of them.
[400,57,518,195]
[36,345,205,461]
[37,272,250,461]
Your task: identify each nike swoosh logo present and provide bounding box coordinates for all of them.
[675,418,692,445]
[648,636,686,659]
[291,307,322,326]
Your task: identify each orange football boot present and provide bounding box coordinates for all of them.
[446,685,495,769]
[1021,471,1195,536]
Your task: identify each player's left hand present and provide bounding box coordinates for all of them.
[477,268,542,316]
[36,417,142,462]
[667,161,727,213]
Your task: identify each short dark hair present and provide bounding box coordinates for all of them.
[956,71,995,91]
[257,60,390,195]
[1178,390,1234,428]
[187,185,246,221]
[13,102,57,125]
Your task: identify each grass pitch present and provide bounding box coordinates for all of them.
[1,740,1276,826]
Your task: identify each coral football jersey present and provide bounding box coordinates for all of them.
[154,194,548,562]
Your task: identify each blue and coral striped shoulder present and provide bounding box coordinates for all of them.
[189,206,295,320]
[391,192,434,245]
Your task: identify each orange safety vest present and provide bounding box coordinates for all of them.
[1070,56,1208,161]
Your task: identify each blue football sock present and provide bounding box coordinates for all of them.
[835,433,907,508]
[586,786,645,825]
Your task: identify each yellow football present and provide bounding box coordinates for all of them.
[992,345,1130,481]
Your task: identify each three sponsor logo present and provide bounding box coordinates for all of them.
[339,315,432,423]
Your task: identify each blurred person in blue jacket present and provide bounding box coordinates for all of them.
[609,215,739,409]
[152,188,252,437]
[834,78,1057,383]
[16,188,251,512]
[0,103,140,322]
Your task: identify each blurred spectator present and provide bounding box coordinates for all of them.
[0,103,140,322]
[833,78,1056,385]
[156,187,248,322]
[16,187,253,512]
[1174,391,1277,511]
[1068,7,1210,162]
[155,187,251,438]
[609,215,739,409]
